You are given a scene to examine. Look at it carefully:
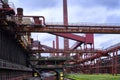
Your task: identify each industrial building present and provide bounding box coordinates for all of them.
[0,0,120,80]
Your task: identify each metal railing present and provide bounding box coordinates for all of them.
[46,22,120,27]
[36,65,63,68]
[30,56,74,61]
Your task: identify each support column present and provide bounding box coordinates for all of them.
[94,59,96,73]
[112,52,115,75]
[56,36,59,56]
[97,58,100,74]
[108,54,110,74]
[63,0,69,56]
[52,40,55,56]
[115,50,118,76]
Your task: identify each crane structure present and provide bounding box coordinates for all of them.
[0,0,120,80]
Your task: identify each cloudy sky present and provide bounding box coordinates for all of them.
[10,0,120,49]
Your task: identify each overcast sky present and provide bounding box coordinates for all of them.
[10,0,120,49]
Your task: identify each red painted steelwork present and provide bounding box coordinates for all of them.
[2,0,120,75]
[53,33,85,42]
[15,24,120,33]
[23,16,46,25]
[63,0,69,53]
[56,36,59,56]
[70,34,94,50]
[32,48,103,53]
[85,34,94,44]
[33,17,42,24]
[56,36,59,49]
[70,41,83,50]
[53,40,55,56]
[63,0,68,26]
[77,42,120,64]
[79,52,108,63]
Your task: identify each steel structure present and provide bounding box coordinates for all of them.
[63,0,69,54]
[15,24,120,33]
[1,0,120,79]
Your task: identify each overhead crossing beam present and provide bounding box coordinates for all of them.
[53,33,85,42]
[15,24,120,34]
[70,42,83,50]
[78,43,120,63]
[32,49,104,53]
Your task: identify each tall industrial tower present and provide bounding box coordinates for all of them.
[63,0,69,54]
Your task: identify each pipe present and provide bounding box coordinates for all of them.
[23,16,46,25]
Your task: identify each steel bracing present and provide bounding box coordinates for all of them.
[1,0,120,79]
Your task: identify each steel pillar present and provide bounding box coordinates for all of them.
[63,0,68,26]
[52,40,55,56]
[115,50,118,76]
[56,36,59,56]
[63,0,69,56]
[112,52,115,75]
[97,58,100,74]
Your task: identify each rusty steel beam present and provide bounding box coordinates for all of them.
[70,41,83,50]
[53,33,85,42]
[15,24,120,34]
[70,34,94,50]
[80,54,102,63]
[32,49,103,54]
[85,34,94,44]
[78,51,110,63]
[46,24,120,27]
[105,42,120,53]
[78,42,120,63]
[15,15,46,25]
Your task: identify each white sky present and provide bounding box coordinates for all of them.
[10,0,120,50]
